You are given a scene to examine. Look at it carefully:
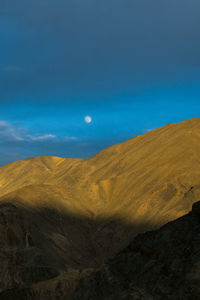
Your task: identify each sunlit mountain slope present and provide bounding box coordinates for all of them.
[1,117,200,226]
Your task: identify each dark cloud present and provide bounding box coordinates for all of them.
[0,0,200,103]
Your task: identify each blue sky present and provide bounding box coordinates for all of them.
[0,0,200,166]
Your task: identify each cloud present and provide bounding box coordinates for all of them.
[0,121,24,141]
[0,120,57,142]
[143,128,154,133]
[2,65,23,72]
[63,136,78,141]
[0,120,133,167]
[0,121,10,127]
[1,0,200,103]
[26,134,56,141]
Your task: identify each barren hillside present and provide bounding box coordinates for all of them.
[1,117,200,223]
[0,117,200,298]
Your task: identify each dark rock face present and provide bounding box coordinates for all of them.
[0,203,61,293]
[0,288,33,300]
[1,200,200,299]
[192,201,200,216]
[0,202,145,298]
[69,209,200,300]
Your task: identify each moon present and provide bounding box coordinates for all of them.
[84,115,92,124]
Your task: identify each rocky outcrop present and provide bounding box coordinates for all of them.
[69,205,200,299]
[0,203,60,293]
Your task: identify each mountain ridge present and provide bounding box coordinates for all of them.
[1,117,200,221]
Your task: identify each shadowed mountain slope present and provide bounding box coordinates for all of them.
[1,202,200,299]
[0,201,147,297]
[69,201,200,300]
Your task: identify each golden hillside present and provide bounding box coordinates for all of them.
[1,117,200,228]
[1,117,200,298]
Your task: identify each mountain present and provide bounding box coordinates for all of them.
[0,117,200,298]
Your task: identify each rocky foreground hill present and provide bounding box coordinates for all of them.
[69,201,200,300]
[1,202,200,299]
[0,117,200,298]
